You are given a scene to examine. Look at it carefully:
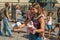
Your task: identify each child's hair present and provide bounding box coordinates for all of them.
[47,12,53,16]
[32,3,42,15]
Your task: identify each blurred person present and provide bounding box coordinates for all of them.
[47,12,53,38]
[1,2,12,37]
[27,3,45,40]
[15,4,22,22]
[26,5,33,23]
[11,3,16,19]
[12,4,22,32]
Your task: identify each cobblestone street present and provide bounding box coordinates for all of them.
[0,21,59,40]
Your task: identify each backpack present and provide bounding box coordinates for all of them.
[0,8,6,21]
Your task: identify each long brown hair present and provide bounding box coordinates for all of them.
[32,3,42,15]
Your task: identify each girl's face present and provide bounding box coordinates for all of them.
[49,13,52,16]
[32,8,38,14]
[18,6,20,9]
[16,5,20,9]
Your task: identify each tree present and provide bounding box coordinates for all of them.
[29,0,37,4]
[37,0,48,7]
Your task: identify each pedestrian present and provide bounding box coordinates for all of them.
[13,4,23,32]
[28,3,45,40]
[47,12,53,38]
[1,2,12,37]
[15,4,22,23]
[26,5,32,23]
[11,3,16,19]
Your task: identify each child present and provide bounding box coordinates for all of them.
[47,12,53,38]
[14,4,22,32]
[12,22,21,32]
[12,21,25,32]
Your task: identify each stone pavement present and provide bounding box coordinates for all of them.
[0,21,59,40]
